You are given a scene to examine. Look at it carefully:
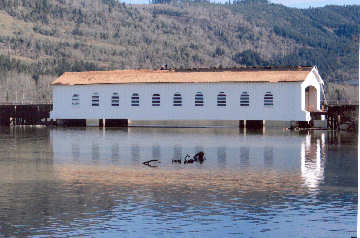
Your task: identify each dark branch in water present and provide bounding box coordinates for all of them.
[143,160,160,167]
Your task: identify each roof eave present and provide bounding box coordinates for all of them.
[312,66,324,85]
[52,80,304,86]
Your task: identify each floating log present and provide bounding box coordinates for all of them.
[143,160,160,167]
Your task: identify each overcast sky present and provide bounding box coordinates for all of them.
[121,0,359,8]
[269,0,359,8]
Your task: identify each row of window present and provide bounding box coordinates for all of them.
[72,92,274,107]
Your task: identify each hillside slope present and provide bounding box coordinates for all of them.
[0,0,358,103]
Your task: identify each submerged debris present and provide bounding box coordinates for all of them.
[184,158,194,164]
[193,151,206,163]
[172,152,206,165]
[143,160,160,167]
[145,152,206,167]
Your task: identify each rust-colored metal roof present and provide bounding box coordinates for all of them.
[51,68,313,86]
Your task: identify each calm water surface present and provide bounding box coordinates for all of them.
[0,127,357,238]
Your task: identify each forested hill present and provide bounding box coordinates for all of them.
[0,0,358,103]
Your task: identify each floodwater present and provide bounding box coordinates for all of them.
[0,127,357,238]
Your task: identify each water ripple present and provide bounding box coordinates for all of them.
[0,128,357,238]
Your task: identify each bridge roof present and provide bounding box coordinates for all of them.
[51,67,313,86]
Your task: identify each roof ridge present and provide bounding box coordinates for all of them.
[174,66,313,72]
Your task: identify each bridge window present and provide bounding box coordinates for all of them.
[152,93,160,106]
[111,92,119,106]
[195,92,204,106]
[240,91,249,106]
[72,94,80,106]
[264,92,273,106]
[173,93,182,106]
[217,92,226,106]
[131,93,139,106]
[92,93,99,106]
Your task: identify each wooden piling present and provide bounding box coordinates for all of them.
[246,120,263,129]
[63,119,86,127]
[239,120,245,128]
[105,119,128,127]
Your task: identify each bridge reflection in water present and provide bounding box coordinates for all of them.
[51,127,327,190]
[0,127,356,238]
[301,133,325,189]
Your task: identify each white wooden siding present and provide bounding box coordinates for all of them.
[51,80,316,121]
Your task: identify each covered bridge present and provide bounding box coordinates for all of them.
[50,66,324,127]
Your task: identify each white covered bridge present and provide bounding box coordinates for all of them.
[50,66,324,127]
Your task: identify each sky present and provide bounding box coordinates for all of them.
[269,0,359,8]
[121,0,360,8]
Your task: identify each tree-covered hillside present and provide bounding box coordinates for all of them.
[0,0,358,103]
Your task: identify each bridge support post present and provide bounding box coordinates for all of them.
[246,120,264,129]
[99,119,105,128]
[239,120,246,128]
[57,119,86,127]
[105,119,128,127]
[0,116,10,126]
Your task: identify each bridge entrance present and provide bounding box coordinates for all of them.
[305,86,317,112]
